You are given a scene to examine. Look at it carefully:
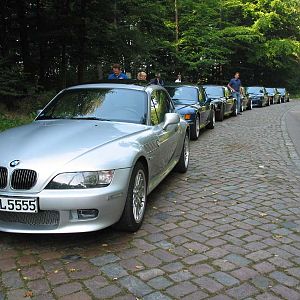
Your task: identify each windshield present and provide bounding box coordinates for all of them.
[265,88,274,94]
[247,87,263,94]
[204,86,224,98]
[165,86,198,104]
[277,88,285,93]
[37,88,148,124]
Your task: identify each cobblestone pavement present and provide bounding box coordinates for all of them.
[1,101,300,300]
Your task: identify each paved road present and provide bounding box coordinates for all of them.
[1,101,300,300]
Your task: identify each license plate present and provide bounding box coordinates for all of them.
[0,197,38,213]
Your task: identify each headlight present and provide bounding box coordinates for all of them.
[46,170,114,189]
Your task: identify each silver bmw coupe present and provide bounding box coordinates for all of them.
[0,82,190,233]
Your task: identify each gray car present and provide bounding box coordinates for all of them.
[0,82,189,233]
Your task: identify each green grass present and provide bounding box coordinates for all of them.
[0,114,33,132]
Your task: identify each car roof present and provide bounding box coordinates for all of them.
[164,82,199,89]
[65,80,160,92]
[202,84,225,88]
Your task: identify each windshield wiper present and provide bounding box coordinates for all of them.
[70,117,111,121]
[36,116,65,120]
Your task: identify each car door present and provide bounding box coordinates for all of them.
[198,87,210,126]
[224,87,234,113]
[262,88,268,105]
[150,89,180,174]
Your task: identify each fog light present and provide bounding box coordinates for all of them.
[77,209,99,220]
[184,114,191,120]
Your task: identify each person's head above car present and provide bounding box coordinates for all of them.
[137,71,147,81]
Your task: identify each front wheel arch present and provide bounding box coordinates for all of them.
[136,156,149,184]
[113,161,148,232]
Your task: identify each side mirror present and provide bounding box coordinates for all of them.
[260,89,264,93]
[162,113,180,130]
[36,109,43,116]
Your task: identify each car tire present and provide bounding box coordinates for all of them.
[206,109,215,129]
[175,133,189,173]
[220,105,225,121]
[232,103,238,116]
[247,100,253,110]
[259,101,263,107]
[266,98,270,106]
[216,106,224,122]
[190,114,200,140]
[114,162,147,232]
[287,98,290,102]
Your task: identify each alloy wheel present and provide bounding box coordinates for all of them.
[196,115,200,138]
[132,169,146,223]
[183,135,190,168]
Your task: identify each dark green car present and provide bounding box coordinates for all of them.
[247,86,270,107]
[277,88,290,103]
[241,87,253,111]
[203,85,238,121]
[266,88,281,104]
[165,84,215,140]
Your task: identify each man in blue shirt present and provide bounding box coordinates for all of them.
[228,72,242,114]
[108,64,128,80]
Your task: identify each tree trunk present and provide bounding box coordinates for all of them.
[16,1,31,74]
[77,0,86,83]
[36,0,46,86]
[0,0,10,58]
[61,44,67,88]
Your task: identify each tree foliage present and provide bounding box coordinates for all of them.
[0,0,299,110]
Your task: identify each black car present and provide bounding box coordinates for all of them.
[277,88,290,103]
[203,85,238,121]
[247,86,270,107]
[265,87,281,104]
[241,87,253,111]
[165,84,215,140]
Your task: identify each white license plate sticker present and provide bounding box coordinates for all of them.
[0,197,38,213]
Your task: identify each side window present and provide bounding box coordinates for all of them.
[199,89,205,103]
[150,91,159,125]
[150,90,171,125]
[224,87,230,97]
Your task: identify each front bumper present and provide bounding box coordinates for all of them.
[0,168,132,233]
[180,115,195,125]
[251,98,262,106]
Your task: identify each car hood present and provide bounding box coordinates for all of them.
[249,93,263,97]
[208,97,225,102]
[175,104,198,114]
[0,120,148,190]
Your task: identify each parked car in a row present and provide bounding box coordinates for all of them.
[247,86,270,107]
[277,88,290,103]
[265,88,281,104]
[0,79,291,234]
[164,84,215,140]
[240,87,253,111]
[203,85,238,121]
[0,81,190,233]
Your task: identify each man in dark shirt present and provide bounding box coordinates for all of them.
[150,72,164,86]
[108,64,128,80]
[228,72,242,114]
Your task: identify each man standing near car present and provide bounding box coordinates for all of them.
[108,63,128,79]
[228,72,242,115]
[150,72,164,86]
